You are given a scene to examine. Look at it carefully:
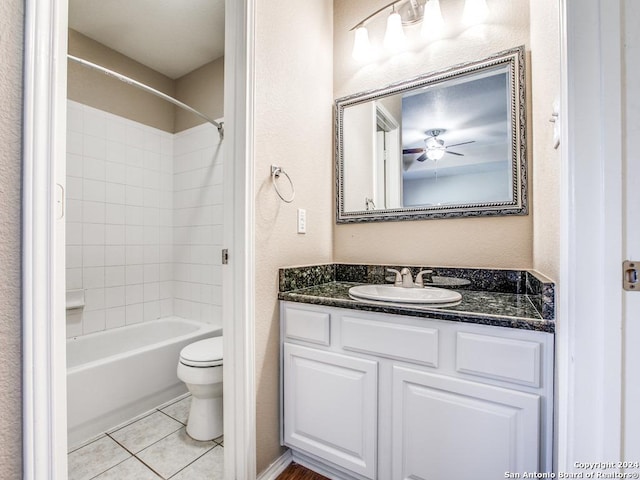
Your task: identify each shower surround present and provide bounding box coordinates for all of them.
[65,100,223,337]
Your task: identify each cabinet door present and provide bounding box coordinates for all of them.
[392,366,540,480]
[283,343,378,479]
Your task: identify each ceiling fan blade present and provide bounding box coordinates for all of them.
[403,147,425,154]
[446,140,475,148]
[416,153,427,162]
[446,151,464,156]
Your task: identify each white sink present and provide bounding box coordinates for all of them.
[348,284,462,305]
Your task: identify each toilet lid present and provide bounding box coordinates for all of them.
[180,336,223,367]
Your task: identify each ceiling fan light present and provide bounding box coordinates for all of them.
[352,26,373,62]
[421,0,445,38]
[425,136,441,149]
[383,11,406,52]
[426,148,445,161]
[462,0,489,26]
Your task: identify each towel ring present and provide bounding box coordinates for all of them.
[271,165,295,203]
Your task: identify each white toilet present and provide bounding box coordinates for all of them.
[177,336,223,441]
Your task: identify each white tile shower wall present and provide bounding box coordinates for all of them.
[66,101,174,337]
[172,123,224,324]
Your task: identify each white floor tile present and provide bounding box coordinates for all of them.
[67,436,130,480]
[171,444,224,480]
[110,411,183,453]
[136,428,215,479]
[160,396,191,425]
[92,457,161,479]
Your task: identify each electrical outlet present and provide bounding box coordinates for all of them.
[297,208,307,234]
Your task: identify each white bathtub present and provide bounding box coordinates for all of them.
[67,317,221,448]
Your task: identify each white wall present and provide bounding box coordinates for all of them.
[66,102,224,337]
[403,166,511,207]
[343,102,376,211]
[530,0,561,281]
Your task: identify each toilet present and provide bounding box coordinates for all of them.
[177,336,223,441]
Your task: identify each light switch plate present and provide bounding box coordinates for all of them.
[297,209,306,234]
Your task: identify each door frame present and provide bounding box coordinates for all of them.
[21,0,257,479]
[556,0,624,471]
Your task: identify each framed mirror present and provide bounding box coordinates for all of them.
[335,46,527,223]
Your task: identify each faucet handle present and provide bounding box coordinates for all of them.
[414,270,433,287]
[386,268,402,286]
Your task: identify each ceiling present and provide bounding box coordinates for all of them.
[401,69,511,180]
[69,0,225,79]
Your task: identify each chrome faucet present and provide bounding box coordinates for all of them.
[400,268,414,288]
[387,268,433,288]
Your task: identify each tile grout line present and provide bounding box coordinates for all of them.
[105,431,167,479]
[106,409,217,479]
[86,455,133,480]
[165,443,220,479]
[107,416,183,457]
[69,395,225,480]
[156,407,188,426]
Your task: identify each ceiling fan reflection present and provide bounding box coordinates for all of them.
[403,128,475,162]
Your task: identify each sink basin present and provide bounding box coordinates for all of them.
[348,284,462,305]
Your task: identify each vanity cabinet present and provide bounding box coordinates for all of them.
[283,344,378,478]
[280,301,554,480]
[391,366,540,479]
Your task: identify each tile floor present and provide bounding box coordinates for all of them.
[68,395,224,480]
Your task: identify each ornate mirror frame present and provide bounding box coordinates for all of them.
[335,45,528,223]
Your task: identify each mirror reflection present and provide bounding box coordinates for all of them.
[336,46,527,223]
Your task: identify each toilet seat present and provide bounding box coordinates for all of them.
[179,337,223,367]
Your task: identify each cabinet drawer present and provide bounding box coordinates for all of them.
[342,316,438,367]
[283,306,330,345]
[456,332,541,387]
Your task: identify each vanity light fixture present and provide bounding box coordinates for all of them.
[352,26,373,62]
[351,0,489,62]
[462,0,489,26]
[383,6,407,52]
[421,0,444,38]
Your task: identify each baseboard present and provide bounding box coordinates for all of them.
[257,449,293,480]
[291,451,363,480]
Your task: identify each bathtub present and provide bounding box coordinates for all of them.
[67,316,221,448]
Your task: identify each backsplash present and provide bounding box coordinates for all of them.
[279,263,555,320]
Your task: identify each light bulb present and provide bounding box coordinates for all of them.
[426,148,445,161]
[425,137,446,160]
[352,26,373,62]
[462,0,489,26]
[421,0,445,38]
[383,11,406,52]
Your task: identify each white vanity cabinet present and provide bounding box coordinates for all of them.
[280,301,554,480]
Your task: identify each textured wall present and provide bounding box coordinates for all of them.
[68,29,176,133]
[0,0,24,477]
[530,0,561,281]
[254,0,334,473]
[175,57,225,133]
[333,0,534,269]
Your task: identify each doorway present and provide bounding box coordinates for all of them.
[22,0,255,478]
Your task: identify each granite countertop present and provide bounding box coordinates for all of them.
[278,281,555,333]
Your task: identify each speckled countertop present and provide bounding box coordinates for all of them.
[278,264,556,333]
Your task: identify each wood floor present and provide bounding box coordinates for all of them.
[276,463,330,480]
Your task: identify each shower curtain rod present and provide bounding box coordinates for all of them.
[67,54,224,139]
